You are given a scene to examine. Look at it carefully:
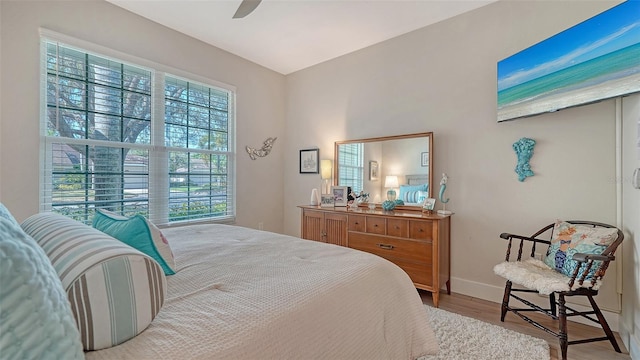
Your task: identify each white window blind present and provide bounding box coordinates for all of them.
[42,36,235,225]
[337,143,364,193]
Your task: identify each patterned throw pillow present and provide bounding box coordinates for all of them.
[543,220,619,279]
[21,213,167,350]
[93,209,176,275]
[0,217,84,359]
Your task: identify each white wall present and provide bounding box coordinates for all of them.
[621,93,640,358]
[283,0,629,323]
[0,0,286,232]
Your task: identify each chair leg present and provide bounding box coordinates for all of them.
[549,293,557,317]
[558,294,568,360]
[500,281,512,322]
[587,294,621,353]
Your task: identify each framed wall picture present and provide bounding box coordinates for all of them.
[422,198,436,211]
[299,148,319,174]
[331,186,348,207]
[369,160,379,181]
[320,194,335,207]
[421,152,429,167]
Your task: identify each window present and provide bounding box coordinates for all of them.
[43,37,235,225]
[337,143,364,193]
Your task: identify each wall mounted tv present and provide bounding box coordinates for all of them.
[497,1,640,122]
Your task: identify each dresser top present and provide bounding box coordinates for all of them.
[298,205,452,220]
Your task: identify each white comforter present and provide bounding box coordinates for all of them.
[86,224,438,359]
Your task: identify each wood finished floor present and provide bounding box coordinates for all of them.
[419,291,630,360]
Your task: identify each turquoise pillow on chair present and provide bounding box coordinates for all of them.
[93,210,176,275]
[0,217,84,359]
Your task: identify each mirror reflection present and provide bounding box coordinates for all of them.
[334,132,433,207]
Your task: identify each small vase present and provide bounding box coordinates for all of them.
[382,200,396,211]
[310,188,320,206]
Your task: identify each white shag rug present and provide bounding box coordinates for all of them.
[420,305,550,360]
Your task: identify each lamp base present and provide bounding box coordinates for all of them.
[437,209,452,215]
[386,189,397,201]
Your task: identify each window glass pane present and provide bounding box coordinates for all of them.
[49,142,149,224]
[165,77,188,101]
[47,44,86,81]
[188,83,209,107]
[46,108,86,138]
[168,151,229,222]
[165,124,187,148]
[188,104,209,129]
[88,55,122,88]
[47,75,86,109]
[165,99,188,125]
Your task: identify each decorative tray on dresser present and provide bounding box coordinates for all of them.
[299,205,451,307]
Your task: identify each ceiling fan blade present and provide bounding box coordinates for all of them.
[233,0,262,19]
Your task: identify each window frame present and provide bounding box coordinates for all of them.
[40,29,236,226]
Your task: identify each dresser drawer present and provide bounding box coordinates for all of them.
[409,220,433,240]
[366,217,386,235]
[395,259,433,287]
[348,215,366,232]
[387,219,408,237]
[348,232,431,262]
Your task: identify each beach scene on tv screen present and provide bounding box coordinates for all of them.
[497,1,640,122]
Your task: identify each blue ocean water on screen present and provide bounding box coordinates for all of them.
[498,43,640,108]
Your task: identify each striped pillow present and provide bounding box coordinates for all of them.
[399,184,428,203]
[21,212,166,351]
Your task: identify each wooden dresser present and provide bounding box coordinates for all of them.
[299,205,451,307]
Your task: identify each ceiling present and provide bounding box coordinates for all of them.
[107,0,497,75]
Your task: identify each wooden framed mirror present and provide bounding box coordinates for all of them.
[334,132,433,209]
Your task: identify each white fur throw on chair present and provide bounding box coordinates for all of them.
[493,259,602,295]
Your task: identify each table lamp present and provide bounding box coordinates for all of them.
[320,160,332,194]
[384,175,399,201]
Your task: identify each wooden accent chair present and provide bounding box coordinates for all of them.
[493,220,624,360]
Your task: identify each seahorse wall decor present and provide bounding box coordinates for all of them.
[512,137,536,182]
[246,137,277,160]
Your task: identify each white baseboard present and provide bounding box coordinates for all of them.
[619,321,640,360]
[450,276,621,332]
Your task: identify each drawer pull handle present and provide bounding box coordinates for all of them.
[354,222,359,225]
[374,224,378,227]
[377,243,394,250]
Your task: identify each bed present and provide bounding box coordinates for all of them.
[82,223,439,359]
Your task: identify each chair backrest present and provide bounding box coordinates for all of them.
[562,221,623,288]
[534,220,623,289]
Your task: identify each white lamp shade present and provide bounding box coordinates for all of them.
[320,160,333,180]
[384,175,399,188]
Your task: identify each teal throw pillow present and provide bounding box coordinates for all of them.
[93,210,176,275]
[0,217,84,360]
[543,220,619,279]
